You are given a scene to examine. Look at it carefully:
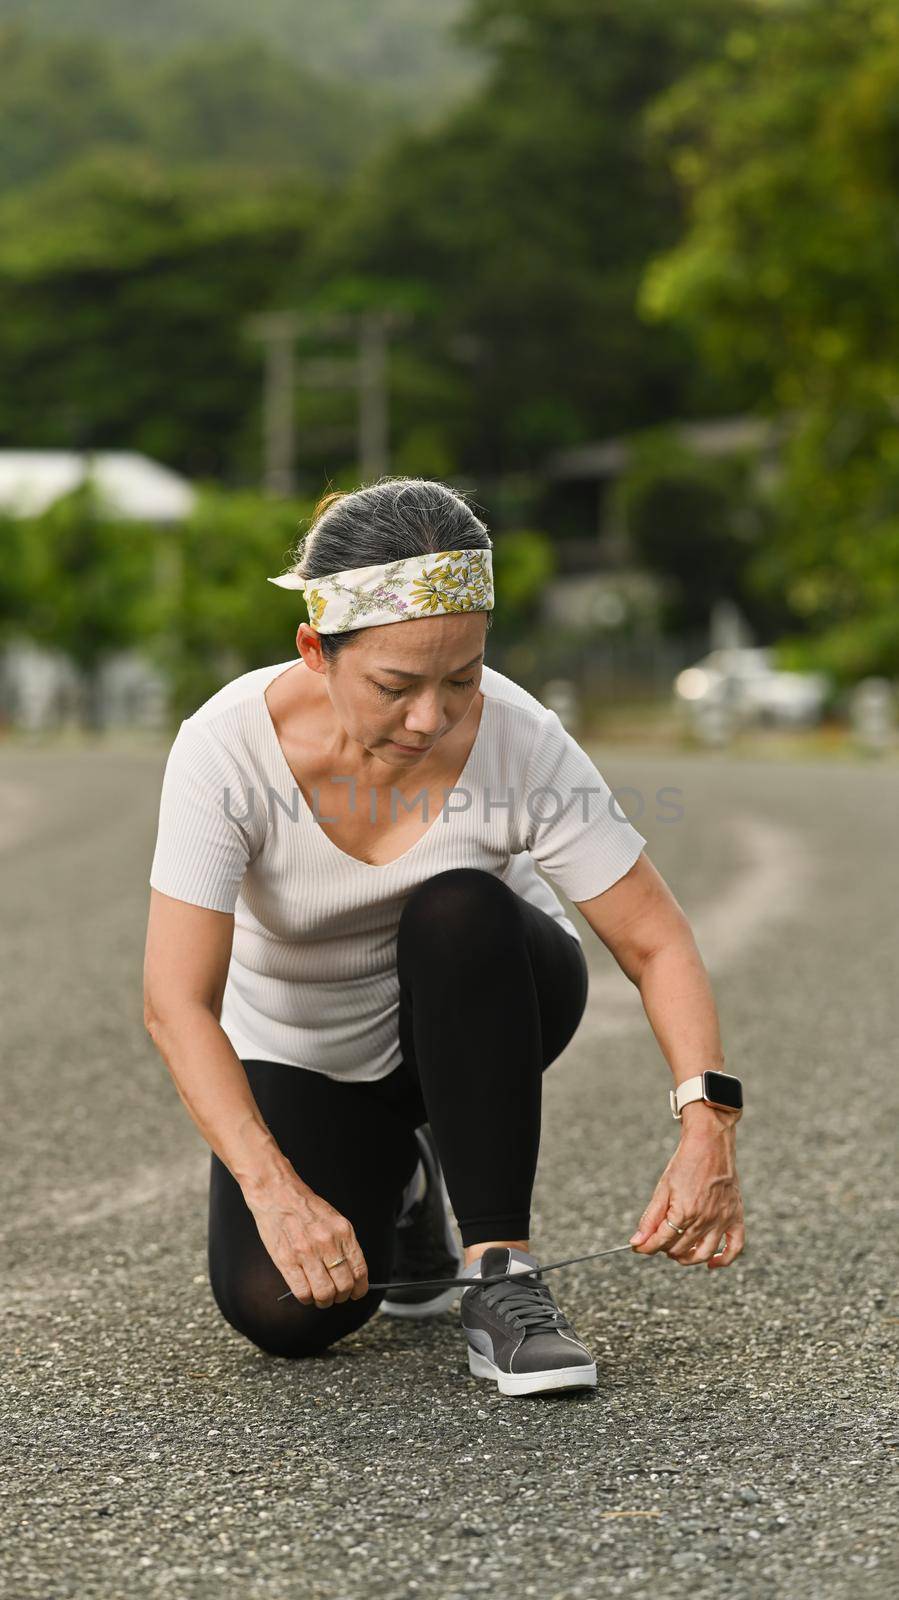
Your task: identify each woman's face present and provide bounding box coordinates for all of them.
[298,615,488,767]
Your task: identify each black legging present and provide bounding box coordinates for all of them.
[207,867,589,1358]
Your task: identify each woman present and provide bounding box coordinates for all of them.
[143,478,744,1399]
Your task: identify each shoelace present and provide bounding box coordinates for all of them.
[276,1242,632,1301]
[476,1274,572,1335]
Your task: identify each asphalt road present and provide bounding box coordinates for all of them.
[1,736,896,1599]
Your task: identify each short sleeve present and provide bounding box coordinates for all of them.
[149,718,256,913]
[521,708,647,901]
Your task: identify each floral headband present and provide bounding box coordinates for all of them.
[267,548,494,634]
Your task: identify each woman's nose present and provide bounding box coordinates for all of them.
[403,693,451,734]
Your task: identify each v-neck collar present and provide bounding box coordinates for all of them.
[259,660,489,871]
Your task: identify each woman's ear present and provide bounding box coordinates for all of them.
[296,625,325,675]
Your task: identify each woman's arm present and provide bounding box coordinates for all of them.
[143,890,370,1306]
[573,854,745,1268]
[145,993,295,1197]
[143,889,283,1191]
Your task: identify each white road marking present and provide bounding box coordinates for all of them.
[576,815,814,1038]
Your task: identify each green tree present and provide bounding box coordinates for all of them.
[0,152,323,479]
[0,25,141,192]
[148,485,316,720]
[311,0,756,478]
[0,1,479,116]
[0,511,31,642]
[613,429,779,635]
[640,0,899,680]
[16,481,159,727]
[491,528,557,639]
[0,24,397,193]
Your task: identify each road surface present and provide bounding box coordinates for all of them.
[1,738,896,1598]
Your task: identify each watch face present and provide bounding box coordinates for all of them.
[703,1070,743,1109]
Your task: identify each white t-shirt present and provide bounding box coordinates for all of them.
[149,660,647,1081]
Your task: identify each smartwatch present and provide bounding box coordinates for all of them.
[670,1070,743,1120]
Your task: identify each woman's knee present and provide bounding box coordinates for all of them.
[209,1268,385,1359]
[398,867,520,952]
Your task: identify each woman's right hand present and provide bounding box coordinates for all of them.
[243,1173,370,1309]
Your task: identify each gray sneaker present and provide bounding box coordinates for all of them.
[460,1245,597,1396]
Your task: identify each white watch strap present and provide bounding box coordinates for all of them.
[669,1074,705,1120]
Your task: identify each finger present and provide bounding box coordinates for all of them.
[285,1265,314,1306]
[675,1225,724,1266]
[638,1211,696,1257]
[665,1218,711,1262]
[331,1230,369,1300]
[325,1258,356,1304]
[311,1226,369,1307]
[347,1242,370,1300]
[302,1251,339,1309]
[630,1186,674,1253]
[707,1223,745,1270]
[320,1231,369,1303]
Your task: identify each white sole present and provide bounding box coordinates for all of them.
[467,1345,597,1396]
[379,1284,463,1319]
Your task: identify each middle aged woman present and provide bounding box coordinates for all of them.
[144,477,744,1398]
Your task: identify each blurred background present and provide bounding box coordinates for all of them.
[0,0,897,759]
[4,16,897,1589]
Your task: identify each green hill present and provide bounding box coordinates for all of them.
[0,0,480,114]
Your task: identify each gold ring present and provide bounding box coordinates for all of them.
[326,1256,346,1269]
[663,1218,686,1236]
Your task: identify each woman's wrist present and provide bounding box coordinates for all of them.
[233,1122,309,1204]
[679,1099,741,1136]
[242,1159,309,1208]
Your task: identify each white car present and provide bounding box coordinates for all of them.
[674,648,829,729]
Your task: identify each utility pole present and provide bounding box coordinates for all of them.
[355,310,412,480]
[245,309,410,494]
[357,311,390,481]
[245,311,302,498]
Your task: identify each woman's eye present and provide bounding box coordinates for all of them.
[374,676,476,701]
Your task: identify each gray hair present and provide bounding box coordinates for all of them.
[289,477,494,663]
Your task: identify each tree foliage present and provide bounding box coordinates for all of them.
[0,24,397,194]
[312,0,753,477]
[149,485,317,718]
[0,152,324,478]
[613,429,782,635]
[2,0,898,689]
[0,1,479,114]
[640,0,899,678]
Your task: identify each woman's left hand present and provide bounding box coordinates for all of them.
[629,1104,745,1269]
